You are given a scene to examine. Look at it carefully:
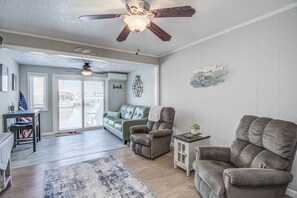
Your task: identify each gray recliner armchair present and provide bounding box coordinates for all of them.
[130,107,175,159]
[193,115,297,198]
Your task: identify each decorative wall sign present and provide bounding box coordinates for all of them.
[113,84,123,89]
[132,74,143,97]
[12,73,18,91]
[190,65,228,88]
[0,64,8,92]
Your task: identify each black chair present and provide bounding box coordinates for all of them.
[10,121,39,152]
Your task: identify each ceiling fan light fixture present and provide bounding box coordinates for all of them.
[124,15,150,32]
[81,69,92,76]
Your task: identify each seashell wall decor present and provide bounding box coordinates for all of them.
[190,65,228,88]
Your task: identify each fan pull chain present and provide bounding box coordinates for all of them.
[136,32,140,55]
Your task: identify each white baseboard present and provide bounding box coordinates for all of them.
[41,132,54,136]
[286,188,297,198]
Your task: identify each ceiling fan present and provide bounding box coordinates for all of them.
[79,0,196,42]
[69,63,104,76]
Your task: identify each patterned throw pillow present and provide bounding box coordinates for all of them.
[106,111,121,119]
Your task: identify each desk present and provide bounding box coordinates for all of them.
[2,110,41,152]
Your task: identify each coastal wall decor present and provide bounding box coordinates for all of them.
[132,74,143,97]
[112,84,123,89]
[190,65,228,88]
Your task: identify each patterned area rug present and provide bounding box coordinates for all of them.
[44,155,157,198]
[55,131,82,137]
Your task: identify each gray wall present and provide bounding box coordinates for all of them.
[126,67,155,107]
[0,49,19,133]
[160,8,297,191]
[108,80,127,111]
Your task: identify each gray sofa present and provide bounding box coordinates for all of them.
[130,107,175,159]
[103,104,150,144]
[193,115,297,198]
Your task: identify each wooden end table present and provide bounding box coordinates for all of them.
[174,133,210,176]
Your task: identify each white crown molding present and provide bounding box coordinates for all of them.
[160,3,297,57]
[0,29,159,58]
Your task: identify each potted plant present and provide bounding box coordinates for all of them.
[190,122,200,135]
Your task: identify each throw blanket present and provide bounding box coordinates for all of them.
[148,106,164,122]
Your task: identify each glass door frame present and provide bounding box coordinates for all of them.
[52,74,106,132]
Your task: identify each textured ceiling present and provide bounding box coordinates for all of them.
[3,48,148,73]
[0,0,297,56]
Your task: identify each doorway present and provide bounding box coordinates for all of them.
[53,75,104,131]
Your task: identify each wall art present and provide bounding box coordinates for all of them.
[0,64,8,92]
[12,73,18,91]
[132,74,143,97]
[113,84,123,89]
[190,65,228,88]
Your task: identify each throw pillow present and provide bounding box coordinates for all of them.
[106,111,121,119]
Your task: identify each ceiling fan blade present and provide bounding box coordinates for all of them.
[116,25,131,42]
[79,14,122,20]
[147,22,171,41]
[150,6,196,18]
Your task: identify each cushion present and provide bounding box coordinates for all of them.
[119,105,128,117]
[106,111,121,119]
[122,105,136,120]
[193,160,235,197]
[251,150,289,170]
[103,117,109,123]
[130,133,151,146]
[132,106,149,120]
[262,120,297,159]
[114,123,122,131]
[107,118,125,127]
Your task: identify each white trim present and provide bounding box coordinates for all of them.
[160,3,297,57]
[27,72,48,111]
[0,29,159,58]
[154,66,160,106]
[286,188,297,198]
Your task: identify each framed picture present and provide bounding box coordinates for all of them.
[0,64,8,92]
[12,73,18,91]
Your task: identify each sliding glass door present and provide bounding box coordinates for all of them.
[83,81,104,128]
[53,76,104,131]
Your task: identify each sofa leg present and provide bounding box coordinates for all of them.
[123,140,127,144]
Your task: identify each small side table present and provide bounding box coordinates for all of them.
[0,132,14,193]
[174,133,210,176]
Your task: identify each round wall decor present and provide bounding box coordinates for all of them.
[132,75,143,97]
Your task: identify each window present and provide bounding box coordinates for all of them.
[28,73,48,111]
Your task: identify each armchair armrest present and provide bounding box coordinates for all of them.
[130,125,148,134]
[122,118,148,134]
[149,129,173,138]
[196,146,230,162]
[224,168,293,187]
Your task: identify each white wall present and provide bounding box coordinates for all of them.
[160,8,297,192]
[108,80,127,111]
[0,49,19,133]
[126,67,155,107]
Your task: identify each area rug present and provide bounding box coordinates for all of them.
[55,130,82,137]
[44,155,157,198]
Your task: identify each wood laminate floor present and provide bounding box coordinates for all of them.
[2,147,199,198]
[11,130,126,169]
